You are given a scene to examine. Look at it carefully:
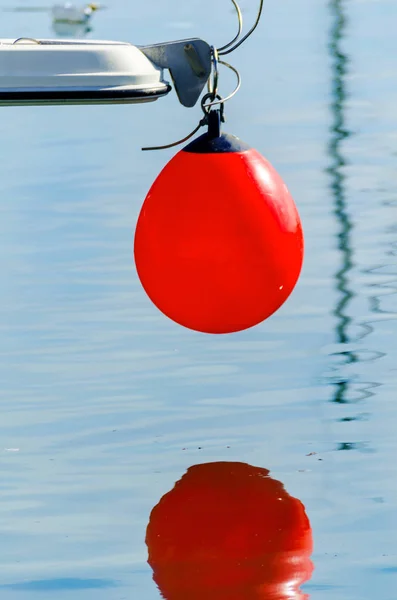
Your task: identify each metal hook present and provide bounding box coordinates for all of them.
[201,93,225,118]
[142,51,229,152]
[142,0,263,151]
[142,54,239,151]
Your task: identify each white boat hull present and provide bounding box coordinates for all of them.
[0,38,171,105]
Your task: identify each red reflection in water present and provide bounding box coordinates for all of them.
[146,462,313,599]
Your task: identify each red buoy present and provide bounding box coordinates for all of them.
[146,461,313,599]
[134,132,304,334]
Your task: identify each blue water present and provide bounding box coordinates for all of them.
[0,0,396,598]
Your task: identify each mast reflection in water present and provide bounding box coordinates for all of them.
[328,0,356,405]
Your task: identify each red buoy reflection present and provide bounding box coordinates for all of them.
[146,462,313,599]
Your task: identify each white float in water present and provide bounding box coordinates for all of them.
[52,2,99,25]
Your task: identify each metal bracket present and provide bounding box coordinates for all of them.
[140,38,211,108]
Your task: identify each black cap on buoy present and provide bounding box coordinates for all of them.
[183,131,251,154]
[184,108,250,154]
